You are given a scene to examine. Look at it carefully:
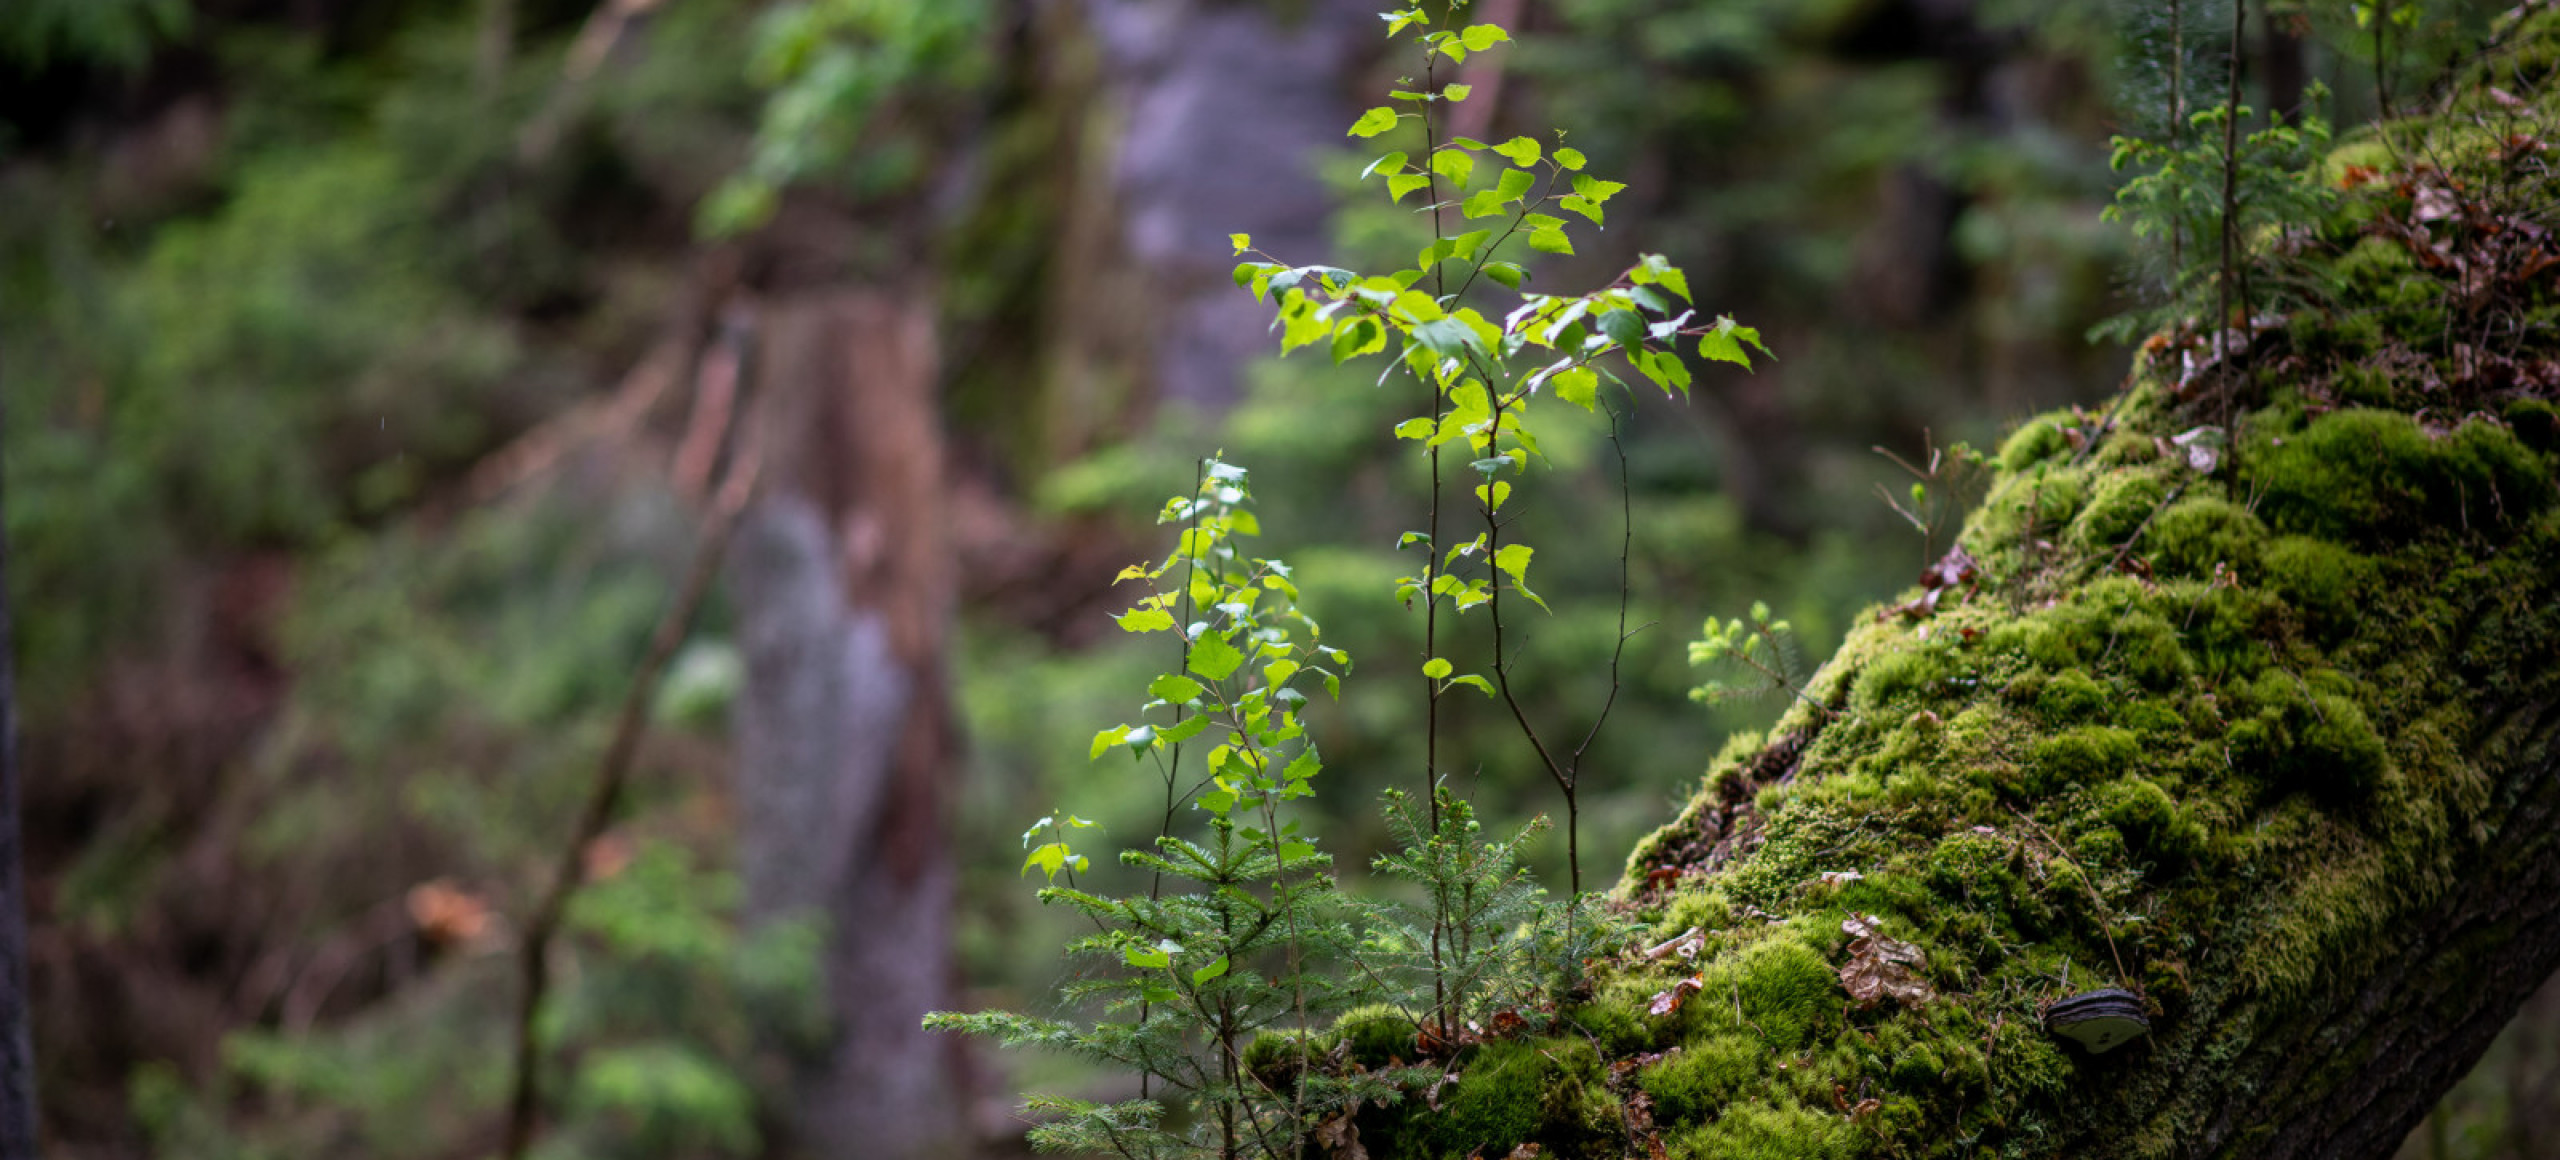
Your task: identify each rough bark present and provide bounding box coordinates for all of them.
[728,291,967,1159]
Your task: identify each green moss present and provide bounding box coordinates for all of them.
[1639,1034,1762,1124]
[2026,726,2140,794]
[2035,670,2110,724]
[1379,1038,1616,1160]
[2069,470,2171,553]
[1335,1004,1419,1068]
[1851,643,1961,714]
[1661,888,1736,936]
[1999,413,2073,472]
[1668,1100,1856,1160]
[2262,535,2373,635]
[2143,494,2268,579]
[2505,398,2560,456]
[2246,409,2557,545]
[2228,671,2389,800]
[2098,777,2203,870]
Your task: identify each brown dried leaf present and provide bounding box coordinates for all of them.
[1839,913,1934,1011]
[1313,1110,1368,1160]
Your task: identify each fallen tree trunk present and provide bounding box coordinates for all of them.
[1349,16,2560,1159]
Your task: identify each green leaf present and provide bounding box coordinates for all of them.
[1189,633,1247,681]
[1150,674,1204,703]
[1124,943,1172,969]
[1393,417,1435,440]
[1332,317,1385,364]
[1528,228,1573,255]
[1090,726,1129,760]
[1597,309,1645,347]
[1495,167,1535,201]
[1283,748,1320,782]
[1116,606,1176,633]
[1554,146,1587,171]
[1023,842,1071,881]
[1447,674,1497,698]
[1481,261,1526,290]
[1443,82,1472,101]
[1572,174,1628,202]
[1459,23,1510,51]
[1410,318,1478,359]
[1124,725,1155,755]
[1449,229,1493,260]
[1494,543,1534,583]
[1349,107,1400,137]
[1387,174,1433,203]
[1431,148,1474,186]
[1191,955,1230,985]
[1279,839,1318,863]
[1229,232,1252,254]
[1558,195,1602,225]
[1361,150,1408,179]
[1491,136,1541,167]
[1422,657,1453,679]
[1552,365,1599,410]
[1460,189,1507,219]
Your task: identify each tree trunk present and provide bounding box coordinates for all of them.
[0,362,43,1158]
[728,291,968,1159]
[1351,19,2560,1156]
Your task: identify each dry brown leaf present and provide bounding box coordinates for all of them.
[1839,913,1934,1010]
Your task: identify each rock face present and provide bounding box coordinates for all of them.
[1350,15,2560,1160]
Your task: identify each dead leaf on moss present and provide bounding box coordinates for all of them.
[1648,974,1704,1017]
[1839,913,1933,1011]
[1313,1109,1367,1159]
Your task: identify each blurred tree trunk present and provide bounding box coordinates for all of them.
[727,291,967,1159]
[0,376,41,1158]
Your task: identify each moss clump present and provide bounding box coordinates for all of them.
[2026,726,2141,794]
[2068,470,2170,553]
[2245,409,2556,545]
[2144,494,2269,579]
[2098,776,2203,870]
[2000,413,2073,471]
[1638,1034,1761,1124]
[2034,670,2110,724]
[1371,1038,1615,1160]
[2228,671,2388,801]
[2262,535,2373,635]
[1668,1100,1857,1160]
[1335,1004,1418,1068]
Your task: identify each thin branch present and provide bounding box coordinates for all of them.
[498,423,763,1160]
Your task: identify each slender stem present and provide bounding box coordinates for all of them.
[500,432,761,1160]
[1420,37,1454,1043]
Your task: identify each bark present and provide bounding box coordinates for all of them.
[728,291,967,1159]
[0,356,43,1157]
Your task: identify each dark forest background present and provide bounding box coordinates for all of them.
[2,0,2552,1156]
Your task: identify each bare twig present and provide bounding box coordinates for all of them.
[497,399,763,1160]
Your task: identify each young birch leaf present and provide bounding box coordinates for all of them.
[1494,167,1535,202]
[1459,23,1510,51]
[1494,543,1534,585]
[1394,417,1436,440]
[1431,148,1474,186]
[1090,725,1130,760]
[1229,233,1252,254]
[1528,228,1573,255]
[1558,195,1602,225]
[1572,174,1628,202]
[1491,136,1541,167]
[1443,82,1473,101]
[1150,674,1205,703]
[1349,107,1400,137]
[1422,657,1454,679]
[1189,633,1247,681]
[1191,956,1230,985]
[1481,261,1526,289]
[1387,173,1432,203]
[1447,674,1497,698]
[1361,150,1408,179]
[1124,943,1172,969]
[1461,189,1508,219]
[1552,365,1599,410]
[1117,606,1177,632]
[1553,146,1588,170]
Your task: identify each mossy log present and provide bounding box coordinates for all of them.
[1344,16,2560,1160]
